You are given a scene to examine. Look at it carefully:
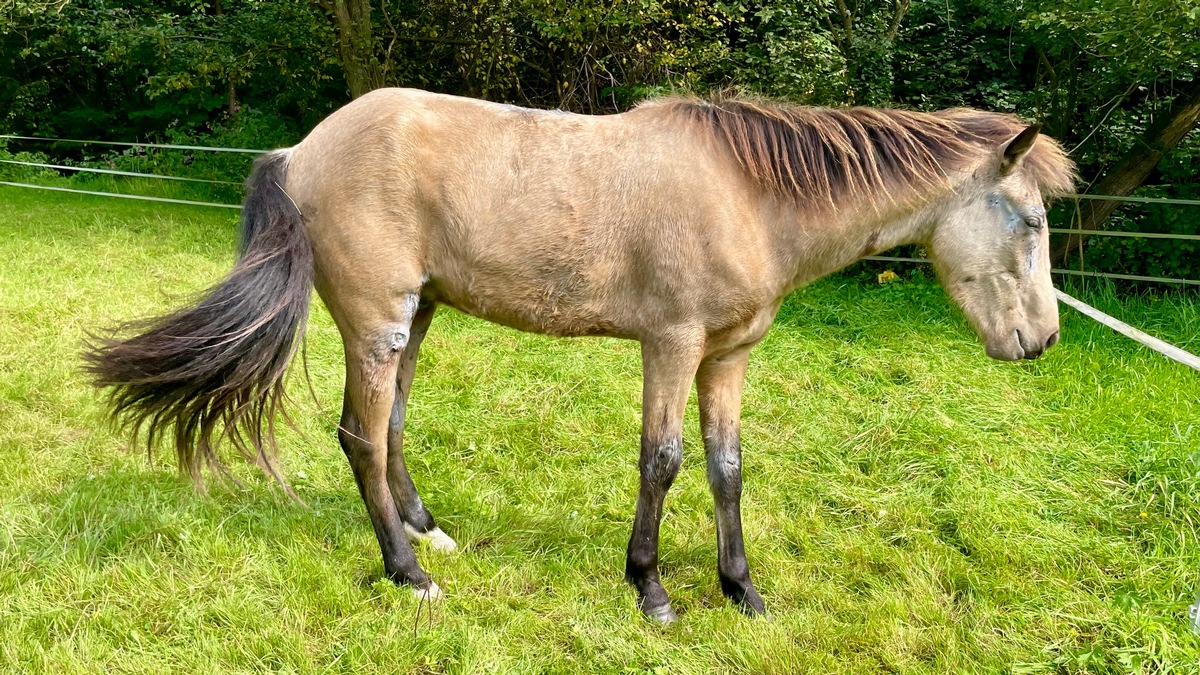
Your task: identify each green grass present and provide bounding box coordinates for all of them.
[1,184,1198,674]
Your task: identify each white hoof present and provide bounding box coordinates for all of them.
[412,580,442,601]
[405,524,458,553]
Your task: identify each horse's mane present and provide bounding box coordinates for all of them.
[646,96,1075,207]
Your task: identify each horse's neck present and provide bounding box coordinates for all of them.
[766,191,942,294]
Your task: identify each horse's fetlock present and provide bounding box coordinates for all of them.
[720,558,751,583]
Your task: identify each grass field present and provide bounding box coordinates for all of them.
[1,184,1198,673]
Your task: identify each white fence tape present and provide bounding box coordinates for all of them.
[0,181,241,209]
[1055,290,1200,373]
[0,134,265,154]
[0,159,242,185]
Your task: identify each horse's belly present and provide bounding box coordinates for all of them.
[438,295,628,338]
[428,269,631,339]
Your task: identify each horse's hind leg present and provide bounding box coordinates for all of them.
[335,284,437,597]
[625,334,704,623]
[697,346,766,616]
[386,301,457,552]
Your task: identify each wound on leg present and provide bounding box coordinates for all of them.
[362,292,421,404]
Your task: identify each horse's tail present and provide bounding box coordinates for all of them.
[83,149,313,487]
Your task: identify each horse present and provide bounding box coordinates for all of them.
[84,88,1075,622]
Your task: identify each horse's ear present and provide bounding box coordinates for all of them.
[999,124,1041,176]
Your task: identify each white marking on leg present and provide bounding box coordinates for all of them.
[412,580,442,601]
[404,524,458,553]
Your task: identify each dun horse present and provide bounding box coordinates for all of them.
[85,89,1074,622]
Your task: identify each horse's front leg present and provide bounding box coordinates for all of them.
[697,346,766,615]
[625,335,703,623]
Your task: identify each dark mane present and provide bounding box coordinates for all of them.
[647,96,1075,206]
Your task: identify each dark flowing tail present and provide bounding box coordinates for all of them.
[83,149,313,486]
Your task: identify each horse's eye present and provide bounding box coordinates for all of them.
[1024,216,1044,230]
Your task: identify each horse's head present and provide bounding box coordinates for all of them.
[929,125,1072,361]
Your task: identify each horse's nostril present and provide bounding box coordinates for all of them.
[1014,328,1042,359]
[1045,330,1060,350]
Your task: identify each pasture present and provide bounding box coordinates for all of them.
[1,185,1198,673]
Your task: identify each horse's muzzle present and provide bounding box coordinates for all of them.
[987,328,1060,361]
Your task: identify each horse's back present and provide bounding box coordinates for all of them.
[287,89,774,341]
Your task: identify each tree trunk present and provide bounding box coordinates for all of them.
[214,0,237,116]
[825,0,911,104]
[1055,80,1200,263]
[317,0,383,98]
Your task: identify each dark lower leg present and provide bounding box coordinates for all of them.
[706,429,764,614]
[698,348,765,615]
[625,434,683,621]
[339,396,430,589]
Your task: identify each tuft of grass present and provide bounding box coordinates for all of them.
[1,184,1198,673]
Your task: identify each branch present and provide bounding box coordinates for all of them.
[885,0,911,41]
[1053,79,1200,262]
[835,0,854,41]
[1036,48,1057,83]
[1070,81,1139,154]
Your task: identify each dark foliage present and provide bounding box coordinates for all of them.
[2,0,1197,281]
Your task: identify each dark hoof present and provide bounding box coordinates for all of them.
[629,574,677,623]
[737,588,766,616]
[642,602,678,623]
[385,567,431,590]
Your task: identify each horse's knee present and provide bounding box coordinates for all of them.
[641,436,683,488]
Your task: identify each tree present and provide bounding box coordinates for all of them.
[1055,80,1200,262]
[315,0,381,98]
[822,0,911,104]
